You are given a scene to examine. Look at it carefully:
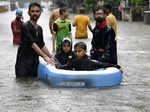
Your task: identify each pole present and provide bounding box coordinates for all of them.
[126,0,128,8]
[149,0,150,9]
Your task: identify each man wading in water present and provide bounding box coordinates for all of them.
[15,2,53,77]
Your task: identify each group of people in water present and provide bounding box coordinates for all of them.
[11,2,122,78]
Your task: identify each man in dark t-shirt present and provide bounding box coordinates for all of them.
[90,7,117,65]
[15,3,53,77]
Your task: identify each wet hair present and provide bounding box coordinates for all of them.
[93,6,104,15]
[59,7,68,15]
[79,7,85,14]
[104,4,112,12]
[28,2,41,12]
[74,42,87,50]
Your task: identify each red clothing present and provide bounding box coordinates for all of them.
[11,19,23,45]
[98,20,107,28]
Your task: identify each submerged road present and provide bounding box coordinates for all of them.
[0,9,150,112]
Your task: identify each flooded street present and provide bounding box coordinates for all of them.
[0,9,150,112]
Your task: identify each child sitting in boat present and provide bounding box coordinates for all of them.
[56,41,122,71]
[54,38,75,68]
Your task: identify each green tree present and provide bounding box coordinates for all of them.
[83,0,121,11]
[81,0,144,13]
[83,0,97,11]
[104,0,121,6]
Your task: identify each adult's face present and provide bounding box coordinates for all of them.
[28,6,41,22]
[104,8,109,14]
[63,9,69,18]
[94,9,105,23]
[16,15,22,21]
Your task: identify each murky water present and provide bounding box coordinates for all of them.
[0,9,150,112]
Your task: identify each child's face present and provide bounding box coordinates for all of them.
[74,47,87,58]
[62,42,71,53]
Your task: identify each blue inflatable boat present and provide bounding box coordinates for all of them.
[38,63,122,87]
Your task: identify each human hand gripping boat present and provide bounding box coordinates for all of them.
[37,61,122,87]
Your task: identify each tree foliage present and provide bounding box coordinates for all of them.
[83,0,97,11]
[129,0,144,5]
[104,0,144,6]
[83,0,121,11]
[54,0,144,13]
[83,0,144,11]
[103,0,121,5]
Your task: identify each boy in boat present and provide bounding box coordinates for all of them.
[55,38,75,67]
[56,42,122,72]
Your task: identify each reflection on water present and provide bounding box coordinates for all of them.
[0,9,150,112]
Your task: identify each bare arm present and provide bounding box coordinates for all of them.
[32,43,53,64]
[32,43,48,58]
[41,45,52,58]
[87,17,93,33]
[49,12,54,34]
[52,23,58,53]
[52,34,56,53]
[88,24,93,33]
[69,33,72,40]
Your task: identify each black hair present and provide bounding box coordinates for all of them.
[28,2,41,12]
[62,38,71,46]
[104,4,112,12]
[79,7,85,14]
[74,42,87,50]
[93,6,104,15]
[57,2,67,8]
[59,7,68,15]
